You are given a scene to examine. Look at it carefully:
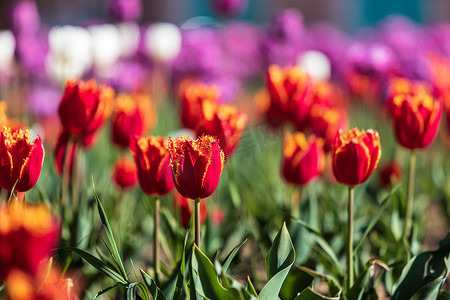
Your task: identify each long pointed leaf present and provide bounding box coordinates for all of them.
[259,222,295,300]
[140,269,167,300]
[92,175,128,281]
[222,238,247,274]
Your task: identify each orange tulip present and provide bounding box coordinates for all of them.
[0,127,44,192]
[282,132,325,185]
[129,136,174,196]
[332,128,381,186]
[58,79,114,138]
[391,93,442,149]
[168,135,224,199]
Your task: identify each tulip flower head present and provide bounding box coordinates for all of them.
[332,128,381,186]
[168,135,225,200]
[130,136,174,196]
[196,104,247,157]
[309,104,348,151]
[58,79,114,139]
[282,132,325,185]
[266,65,312,129]
[0,127,44,192]
[112,93,155,148]
[0,202,59,280]
[391,93,442,149]
[112,157,138,190]
[180,81,220,130]
[379,161,402,187]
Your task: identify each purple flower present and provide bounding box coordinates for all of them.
[173,27,223,78]
[108,58,149,92]
[261,8,305,67]
[27,81,61,117]
[7,0,40,35]
[306,23,350,78]
[218,22,263,80]
[15,31,49,77]
[212,0,248,16]
[108,0,142,22]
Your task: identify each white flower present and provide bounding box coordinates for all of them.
[89,24,121,71]
[145,23,182,63]
[297,50,331,82]
[46,25,93,83]
[116,22,140,58]
[0,31,15,74]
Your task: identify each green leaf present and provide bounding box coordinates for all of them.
[189,245,239,300]
[295,266,342,297]
[348,259,388,300]
[392,231,450,300]
[222,238,247,274]
[93,283,119,299]
[163,216,192,300]
[354,187,399,253]
[259,222,295,300]
[280,266,314,300]
[69,247,127,285]
[92,175,128,281]
[140,269,167,300]
[294,287,340,300]
[438,291,450,300]
[128,282,148,300]
[246,277,258,298]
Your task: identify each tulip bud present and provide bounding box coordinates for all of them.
[58,79,114,139]
[112,157,137,190]
[282,132,325,185]
[332,128,381,186]
[130,136,174,196]
[180,81,220,130]
[266,65,312,129]
[0,127,44,192]
[112,93,155,148]
[196,104,247,158]
[168,135,225,199]
[0,202,59,280]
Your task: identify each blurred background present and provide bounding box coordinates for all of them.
[1,0,450,30]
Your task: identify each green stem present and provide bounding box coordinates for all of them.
[404,151,416,243]
[195,199,201,249]
[154,197,160,283]
[347,186,354,291]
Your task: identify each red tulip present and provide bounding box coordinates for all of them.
[179,81,220,130]
[58,79,114,138]
[266,65,312,129]
[173,192,207,228]
[130,136,174,196]
[0,202,59,280]
[379,161,402,187]
[391,93,442,149]
[196,104,247,157]
[168,135,224,199]
[332,128,381,186]
[112,157,137,190]
[112,93,155,148]
[0,127,44,192]
[6,265,77,300]
[386,78,431,114]
[282,132,325,185]
[308,104,348,152]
